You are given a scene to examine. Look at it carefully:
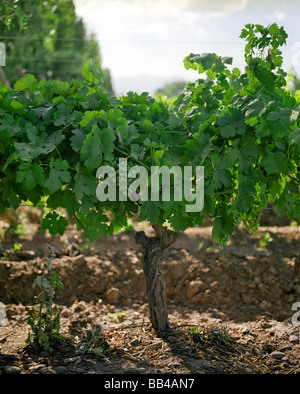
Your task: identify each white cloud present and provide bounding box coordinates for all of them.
[183,0,249,20]
[74,0,209,80]
[74,0,207,42]
[267,9,287,22]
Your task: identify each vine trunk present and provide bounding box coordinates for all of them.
[135,224,180,334]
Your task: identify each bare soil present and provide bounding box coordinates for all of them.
[0,207,300,375]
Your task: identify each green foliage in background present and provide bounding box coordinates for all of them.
[0,0,113,92]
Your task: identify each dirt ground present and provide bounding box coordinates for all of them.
[0,207,300,375]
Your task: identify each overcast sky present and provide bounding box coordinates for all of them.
[74,0,300,95]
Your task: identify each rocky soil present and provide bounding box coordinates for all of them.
[0,207,300,375]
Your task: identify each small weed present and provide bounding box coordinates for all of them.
[108,311,128,323]
[190,324,230,347]
[10,242,22,254]
[25,244,64,352]
[75,324,106,360]
[197,241,204,251]
[259,231,274,248]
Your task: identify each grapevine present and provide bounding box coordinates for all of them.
[0,24,299,333]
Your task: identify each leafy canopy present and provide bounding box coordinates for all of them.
[0,24,299,245]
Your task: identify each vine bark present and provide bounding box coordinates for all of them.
[135,224,180,334]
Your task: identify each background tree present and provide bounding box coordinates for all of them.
[156,80,187,99]
[0,0,113,93]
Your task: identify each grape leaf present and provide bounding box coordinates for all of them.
[16,162,45,190]
[74,164,98,200]
[288,128,300,147]
[71,128,86,152]
[53,103,76,126]
[83,210,109,242]
[216,107,246,138]
[80,125,116,171]
[14,74,38,91]
[261,151,288,175]
[212,206,236,244]
[169,210,189,232]
[139,201,160,225]
[233,175,256,212]
[41,211,68,236]
[45,158,71,192]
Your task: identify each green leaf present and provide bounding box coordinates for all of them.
[63,190,80,218]
[41,211,68,236]
[53,103,75,126]
[45,158,71,192]
[139,201,160,225]
[107,108,127,131]
[268,23,281,35]
[261,151,288,175]
[288,128,300,147]
[14,74,38,91]
[168,113,182,128]
[80,125,115,171]
[216,107,246,138]
[142,119,155,132]
[116,124,129,143]
[0,113,21,137]
[253,61,275,91]
[234,175,256,212]
[185,132,211,162]
[211,155,232,190]
[10,100,25,114]
[71,128,86,152]
[74,164,98,200]
[46,80,70,97]
[14,141,42,161]
[16,162,45,190]
[212,205,236,244]
[80,110,97,127]
[169,210,188,232]
[83,210,108,241]
[82,58,103,84]
[267,107,291,123]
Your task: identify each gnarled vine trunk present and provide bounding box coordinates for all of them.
[135,224,180,334]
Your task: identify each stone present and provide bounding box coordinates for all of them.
[279,346,292,352]
[2,354,17,362]
[138,360,150,367]
[289,335,299,343]
[106,288,120,304]
[130,339,140,346]
[2,365,21,374]
[76,368,86,374]
[73,254,86,264]
[270,351,285,360]
[214,366,224,373]
[186,280,204,299]
[168,261,186,280]
[52,366,69,374]
[128,367,146,374]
